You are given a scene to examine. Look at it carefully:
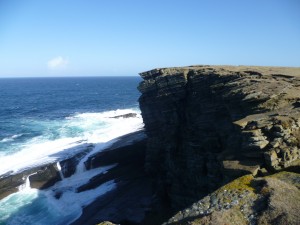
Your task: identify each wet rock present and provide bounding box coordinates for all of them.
[0,163,61,200]
[72,132,156,225]
[109,113,137,119]
[29,164,62,189]
[60,145,93,177]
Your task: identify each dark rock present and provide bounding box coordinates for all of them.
[29,164,62,189]
[60,145,94,178]
[77,137,147,192]
[109,113,137,119]
[0,173,24,200]
[138,65,300,209]
[0,163,61,200]
[84,131,146,171]
[72,132,158,225]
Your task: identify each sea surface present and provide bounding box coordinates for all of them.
[0,76,144,224]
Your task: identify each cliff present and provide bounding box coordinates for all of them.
[1,66,300,225]
[138,65,300,210]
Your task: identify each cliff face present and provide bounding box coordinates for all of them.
[138,65,300,208]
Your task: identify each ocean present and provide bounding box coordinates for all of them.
[0,77,144,224]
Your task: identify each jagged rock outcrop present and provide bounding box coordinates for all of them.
[0,131,154,225]
[71,131,154,225]
[138,65,300,208]
[0,163,62,199]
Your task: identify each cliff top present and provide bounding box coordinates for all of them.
[140,65,300,80]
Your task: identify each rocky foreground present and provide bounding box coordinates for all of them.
[1,65,300,225]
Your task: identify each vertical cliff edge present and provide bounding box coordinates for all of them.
[138,65,300,210]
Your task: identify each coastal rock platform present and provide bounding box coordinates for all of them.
[0,131,155,225]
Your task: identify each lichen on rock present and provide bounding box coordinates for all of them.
[165,172,300,225]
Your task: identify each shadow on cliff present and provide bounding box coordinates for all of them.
[137,72,281,222]
[71,133,158,225]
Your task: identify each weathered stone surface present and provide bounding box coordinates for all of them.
[29,164,62,189]
[97,222,116,225]
[138,65,300,208]
[60,145,94,177]
[0,163,61,200]
[71,131,155,225]
[165,172,300,225]
[222,160,261,177]
[109,113,137,119]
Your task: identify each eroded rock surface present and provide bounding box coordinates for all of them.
[0,163,61,199]
[165,172,300,225]
[138,65,300,209]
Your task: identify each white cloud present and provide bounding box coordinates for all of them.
[47,56,69,69]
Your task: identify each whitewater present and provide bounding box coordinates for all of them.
[0,109,143,175]
[0,77,143,224]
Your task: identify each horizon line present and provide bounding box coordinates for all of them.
[0,74,141,79]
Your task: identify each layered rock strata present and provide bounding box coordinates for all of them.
[138,65,300,208]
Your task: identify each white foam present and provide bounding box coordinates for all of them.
[18,173,33,191]
[0,137,88,176]
[50,165,116,194]
[56,162,64,180]
[0,108,143,176]
[0,188,39,223]
[0,168,116,225]
[68,108,143,143]
[0,134,23,143]
[0,108,142,223]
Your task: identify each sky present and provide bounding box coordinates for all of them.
[0,0,299,77]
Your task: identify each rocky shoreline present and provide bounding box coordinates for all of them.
[71,131,153,224]
[1,65,300,225]
[0,130,158,225]
[0,162,62,200]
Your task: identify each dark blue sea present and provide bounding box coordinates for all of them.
[0,77,143,224]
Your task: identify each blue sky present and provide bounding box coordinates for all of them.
[0,0,299,77]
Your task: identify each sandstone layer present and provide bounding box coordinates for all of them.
[138,65,300,209]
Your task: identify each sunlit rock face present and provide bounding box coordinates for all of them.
[138,65,300,208]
